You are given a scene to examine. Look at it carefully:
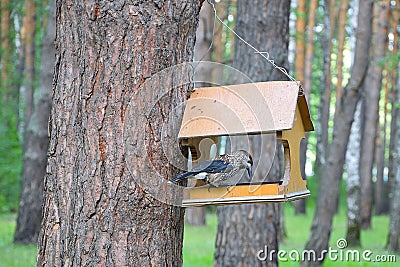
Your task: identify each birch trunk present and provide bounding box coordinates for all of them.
[345,101,361,247]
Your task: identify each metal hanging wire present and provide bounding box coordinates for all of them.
[204,0,299,85]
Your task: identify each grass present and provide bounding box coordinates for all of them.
[183,214,218,267]
[0,206,398,267]
[182,204,399,267]
[0,214,37,267]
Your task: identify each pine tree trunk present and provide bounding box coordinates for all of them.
[14,0,55,244]
[0,0,15,117]
[302,1,374,266]
[295,0,318,215]
[22,0,36,124]
[1,0,11,92]
[293,0,304,214]
[303,0,318,94]
[387,60,400,253]
[0,0,19,117]
[37,1,201,266]
[345,101,361,247]
[359,0,390,229]
[295,0,306,83]
[315,0,336,171]
[374,126,385,215]
[214,1,290,266]
[374,78,389,215]
[336,0,350,103]
[388,1,399,211]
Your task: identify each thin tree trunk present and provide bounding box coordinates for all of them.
[211,0,229,82]
[374,74,389,215]
[336,0,350,104]
[315,0,336,171]
[374,123,384,215]
[0,0,17,120]
[302,1,374,266]
[14,0,54,245]
[295,0,319,215]
[0,0,19,118]
[359,0,390,229]
[295,0,306,83]
[345,101,361,247]
[1,0,11,92]
[37,1,201,266]
[214,1,290,266]
[294,0,307,215]
[387,60,400,253]
[303,0,318,94]
[388,2,399,213]
[22,0,36,124]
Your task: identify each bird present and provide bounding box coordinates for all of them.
[168,150,253,187]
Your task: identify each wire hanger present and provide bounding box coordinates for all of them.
[203,0,299,85]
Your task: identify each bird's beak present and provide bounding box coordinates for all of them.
[247,164,253,180]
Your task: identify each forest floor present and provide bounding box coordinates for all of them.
[0,205,398,267]
[183,204,398,267]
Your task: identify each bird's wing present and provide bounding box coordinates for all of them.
[191,159,230,173]
[169,160,230,184]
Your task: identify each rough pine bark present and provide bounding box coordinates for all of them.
[302,1,373,266]
[214,1,290,267]
[14,0,55,244]
[37,1,201,266]
[345,101,361,247]
[359,0,390,229]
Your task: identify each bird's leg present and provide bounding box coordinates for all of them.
[207,183,217,192]
[225,185,233,192]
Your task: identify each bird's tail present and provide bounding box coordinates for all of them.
[168,172,193,184]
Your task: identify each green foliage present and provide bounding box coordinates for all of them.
[380,52,400,71]
[0,109,22,213]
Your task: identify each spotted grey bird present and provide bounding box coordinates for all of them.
[168,150,253,187]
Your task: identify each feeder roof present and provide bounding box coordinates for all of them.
[178,81,314,139]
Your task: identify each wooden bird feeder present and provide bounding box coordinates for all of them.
[178,81,314,207]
